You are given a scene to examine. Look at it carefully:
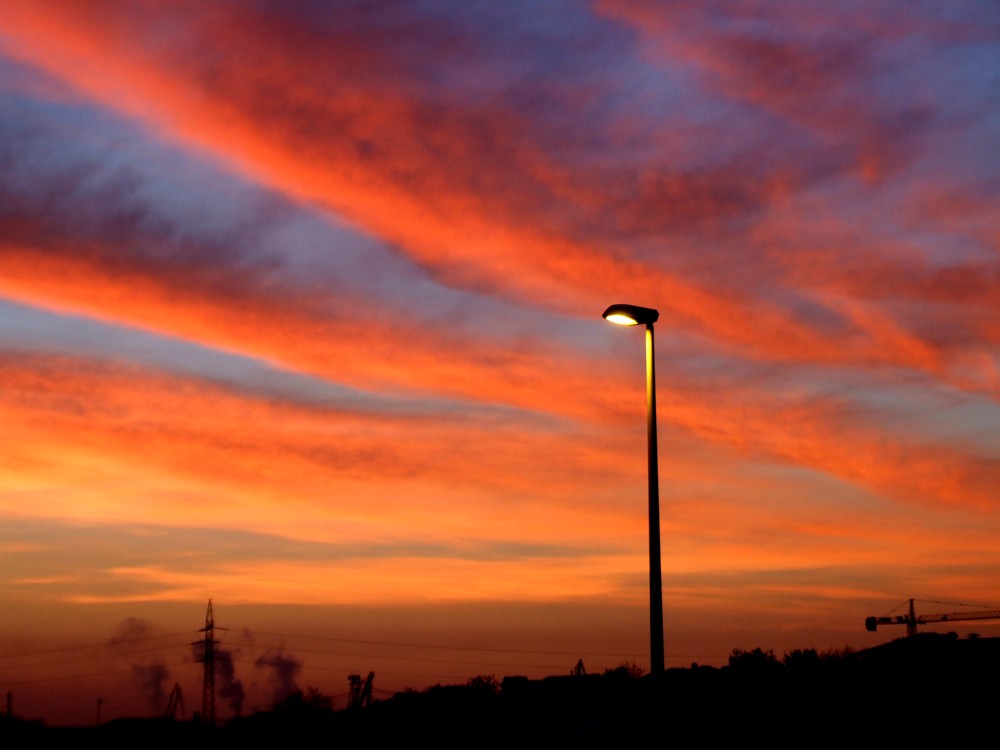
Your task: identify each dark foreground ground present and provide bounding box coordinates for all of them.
[4,633,997,747]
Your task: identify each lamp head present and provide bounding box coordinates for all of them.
[602,303,659,326]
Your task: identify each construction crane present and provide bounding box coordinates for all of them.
[165,683,184,720]
[346,672,374,709]
[865,598,1000,637]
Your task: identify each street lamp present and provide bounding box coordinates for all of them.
[602,303,664,677]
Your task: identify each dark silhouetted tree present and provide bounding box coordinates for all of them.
[728,647,781,674]
[465,674,500,695]
[782,647,820,674]
[273,686,335,716]
[602,661,644,680]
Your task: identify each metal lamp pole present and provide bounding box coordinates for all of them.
[603,303,664,677]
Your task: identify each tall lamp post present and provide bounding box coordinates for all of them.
[602,303,664,677]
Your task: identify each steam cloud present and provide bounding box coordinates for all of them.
[216,647,245,716]
[107,617,149,646]
[255,649,302,704]
[190,641,245,717]
[133,661,170,710]
[107,618,171,713]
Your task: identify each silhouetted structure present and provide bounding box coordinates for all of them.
[197,600,215,724]
[602,303,665,677]
[346,672,374,709]
[866,597,1000,636]
[165,683,184,720]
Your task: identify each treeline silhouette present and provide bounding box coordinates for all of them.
[4,633,995,746]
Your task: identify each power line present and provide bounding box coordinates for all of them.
[239,628,646,659]
[0,631,196,662]
[0,656,198,688]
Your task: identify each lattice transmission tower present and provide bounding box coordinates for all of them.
[195,599,215,724]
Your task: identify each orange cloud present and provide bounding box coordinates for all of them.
[3,1,987,382]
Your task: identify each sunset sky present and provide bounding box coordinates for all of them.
[2,0,998,726]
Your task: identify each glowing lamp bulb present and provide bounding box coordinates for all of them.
[605,313,640,326]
